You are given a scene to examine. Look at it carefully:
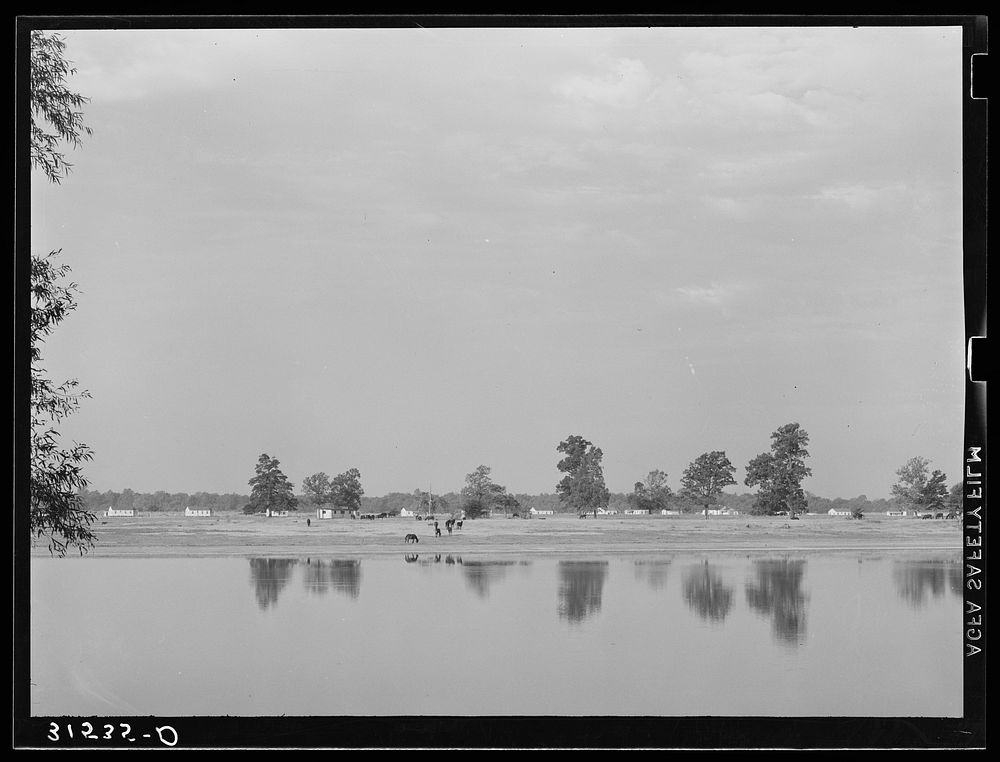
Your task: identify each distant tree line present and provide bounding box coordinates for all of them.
[79,435,963,520]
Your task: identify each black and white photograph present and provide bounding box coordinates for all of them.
[16,15,987,750]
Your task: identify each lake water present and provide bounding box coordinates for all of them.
[30,551,962,717]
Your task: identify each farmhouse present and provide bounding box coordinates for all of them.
[184,507,212,517]
[316,506,353,519]
[624,509,650,515]
[104,506,135,517]
[827,508,852,517]
[265,508,289,517]
[660,509,680,515]
[400,507,419,517]
[597,507,619,515]
[529,507,555,516]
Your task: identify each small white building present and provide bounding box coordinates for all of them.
[185,507,212,517]
[529,507,555,516]
[597,507,619,516]
[624,509,650,515]
[316,506,352,519]
[827,508,852,517]
[400,507,419,517]
[885,510,908,517]
[105,506,134,517]
[265,508,290,517]
[660,509,680,515]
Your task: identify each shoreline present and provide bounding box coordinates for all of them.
[29,512,963,559]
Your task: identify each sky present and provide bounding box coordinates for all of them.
[28,22,967,499]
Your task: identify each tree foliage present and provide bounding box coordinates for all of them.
[555,435,610,515]
[891,457,949,513]
[301,472,332,505]
[629,469,673,513]
[29,31,95,555]
[246,454,298,514]
[330,468,364,512]
[743,423,812,517]
[680,451,737,517]
[30,30,93,184]
[460,465,506,518]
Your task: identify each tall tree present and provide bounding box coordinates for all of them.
[29,31,95,555]
[630,469,673,514]
[330,468,364,512]
[555,435,610,516]
[681,451,737,518]
[744,423,812,517]
[461,465,505,519]
[892,457,949,513]
[301,472,332,504]
[246,454,298,514]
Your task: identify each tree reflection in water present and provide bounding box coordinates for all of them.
[634,559,672,590]
[682,560,733,623]
[893,559,963,607]
[744,558,808,644]
[461,560,517,599]
[248,558,298,610]
[303,558,362,599]
[557,561,608,623]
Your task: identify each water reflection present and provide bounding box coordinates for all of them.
[893,559,963,608]
[744,558,808,645]
[303,558,362,599]
[248,558,298,610]
[557,561,608,623]
[634,559,672,590]
[461,560,516,598]
[682,560,733,623]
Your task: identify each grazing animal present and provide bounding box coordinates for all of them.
[404,554,419,563]
[456,520,463,530]
[404,533,419,544]
[435,522,442,537]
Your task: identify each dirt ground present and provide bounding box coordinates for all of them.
[31,511,964,558]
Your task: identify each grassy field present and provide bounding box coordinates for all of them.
[31,511,964,558]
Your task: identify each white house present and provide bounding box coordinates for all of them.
[316,506,352,519]
[660,509,680,515]
[827,508,852,517]
[597,507,619,516]
[529,507,555,516]
[265,508,289,517]
[400,507,419,517]
[105,506,134,517]
[184,507,212,517]
[885,510,908,517]
[624,509,649,515]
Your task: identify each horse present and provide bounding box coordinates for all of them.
[434,522,442,537]
[456,520,463,530]
[404,533,419,544]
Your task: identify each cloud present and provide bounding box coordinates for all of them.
[555,56,654,109]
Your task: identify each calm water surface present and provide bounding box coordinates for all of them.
[30,551,962,717]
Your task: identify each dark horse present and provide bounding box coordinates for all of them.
[404,533,419,544]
